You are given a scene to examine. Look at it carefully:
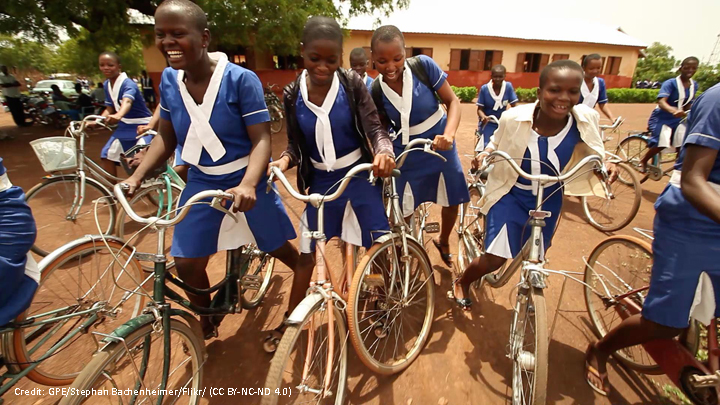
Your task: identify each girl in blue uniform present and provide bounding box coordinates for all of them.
[95,51,154,177]
[270,16,394,295]
[475,64,518,149]
[124,0,299,339]
[452,61,612,310]
[578,54,615,124]
[585,83,720,396]
[371,25,469,266]
[640,56,699,171]
[350,47,374,90]
[0,158,39,326]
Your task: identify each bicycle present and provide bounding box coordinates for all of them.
[615,119,682,184]
[455,150,608,404]
[262,159,435,404]
[26,115,184,259]
[264,83,284,134]
[582,228,720,404]
[58,184,276,404]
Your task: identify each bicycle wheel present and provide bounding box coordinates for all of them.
[3,237,147,385]
[347,236,435,375]
[616,135,650,183]
[457,185,484,271]
[115,182,182,272]
[262,296,347,405]
[58,319,204,405]
[510,286,548,405]
[26,176,116,256]
[269,105,284,134]
[583,235,661,373]
[582,163,642,232]
[236,244,275,309]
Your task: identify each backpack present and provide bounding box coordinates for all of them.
[371,56,439,133]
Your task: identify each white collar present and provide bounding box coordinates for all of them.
[487,81,507,111]
[378,61,414,144]
[580,77,599,108]
[299,70,340,171]
[178,52,229,165]
[676,76,695,109]
[108,72,128,111]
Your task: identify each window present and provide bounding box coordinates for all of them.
[459,50,471,70]
[406,47,433,57]
[605,56,622,75]
[483,50,494,71]
[273,55,303,70]
[450,49,504,71]
[552,54,569,62]
[516,53,549,73]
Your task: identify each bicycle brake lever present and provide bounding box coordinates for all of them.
[266,172,276,194]
[424,143,448,163]
[210,194,239,223]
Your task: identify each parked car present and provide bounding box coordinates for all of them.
[31,80,89,97]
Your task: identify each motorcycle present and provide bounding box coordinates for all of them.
[22,93,69,128]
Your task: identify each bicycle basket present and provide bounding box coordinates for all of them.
[30,136,78,172]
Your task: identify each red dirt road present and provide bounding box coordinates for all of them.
[1,103,679,404]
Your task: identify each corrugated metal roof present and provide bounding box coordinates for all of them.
[347,11,646,48]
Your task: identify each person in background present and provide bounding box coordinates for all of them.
[475,64,518,149]
[91,81,106,103]
[74,83,94,109]
[0,65,30,127]
[584,83,720,397]
[140,70,156,109]
[50,84,81,121]
[579,54,615,123]
[349,47,373,90]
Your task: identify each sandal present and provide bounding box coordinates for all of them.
[433,239,453,267]
[202,314,224,340]
[585,344,610,396]
[446,279,472,311]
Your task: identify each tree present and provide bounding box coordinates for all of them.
[0,35,57,73]
[0,0,408,55]
[55,29,146,78]
[633,42,677,84]
[694,63,720,91]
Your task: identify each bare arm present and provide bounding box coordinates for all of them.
[137,104,161,135]
[598,103,615,122]
[438,81,461,139]
[477,106,488,123]
[658,97,685,117]
[680,145,720,224]
[226,121,271,212]
[122,117,177,193]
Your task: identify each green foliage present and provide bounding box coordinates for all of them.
[0,35,58,73]
[451,86,478,103]
[55,29,146,78]
[606,88,660,103]
[633,42,678,84]
[515,87,537,103]
[694,63,720,91]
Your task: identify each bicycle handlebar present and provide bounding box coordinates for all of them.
[488,150,606,184]
[599,116,623,130]
[395,138,448,169]
[114,184,235,228]
[69,115,109,134]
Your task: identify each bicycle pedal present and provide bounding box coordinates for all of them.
[241,275,263,290]
[425,222,440,233]
[648,166,663,181]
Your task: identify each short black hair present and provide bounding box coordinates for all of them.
[349,47,367,61]
[371,25,404,51]
[491,65,506,75]
[539,60,584,88]
[681,56,699,66]
[582,53,602,68]
[156,0,208,32]
[99,51,121,64]
[301,16,343,47]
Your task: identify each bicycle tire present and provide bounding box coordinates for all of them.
[3,237,146,385]
[269,105,284,134]
[262,297,347,405]
[115,182,182,272]
[583,235,661,374]
[26,175,116,256]
[58,319,204,405]
[347,236,435,375]
[616,136,650,183]
[237,245,275,309]
[457,185,483,272]
[510,287,548,405]
[582,163,642,232]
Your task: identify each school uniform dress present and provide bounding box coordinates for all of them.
[159,52,296,258]
[295,71,389,253]
[475,81,518,149]
[484,116,581,259]
[363,73,373,91]
[642,84,720,329]
[0,158,39,326]
[376,55,470,216]
[578,77,608,109]
[101,73,153,162]
[646,77,698,149]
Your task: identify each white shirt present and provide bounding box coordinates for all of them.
[0,73,22,98]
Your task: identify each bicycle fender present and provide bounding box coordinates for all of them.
[99,309,202,345]
[37,234,130,270]
[286,292,346,326]
[372,232,421,247]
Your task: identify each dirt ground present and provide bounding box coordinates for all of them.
[1,102,681,404]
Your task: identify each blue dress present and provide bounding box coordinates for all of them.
[378,55,470,216]
[0,158,39,326]
[159,58,296,258]
[364,74,373,91]
[647,78,698,148]
[295,77,389,253]
[476,82,518,148]
[484,116,582,259]
[578,77,608,108]
[642,84,720,328]
[101,75,153,161]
